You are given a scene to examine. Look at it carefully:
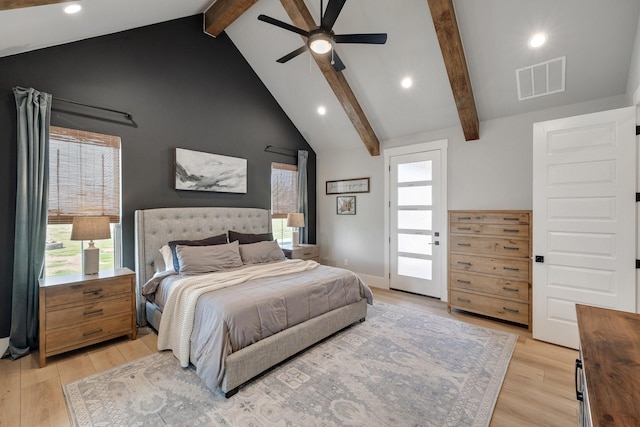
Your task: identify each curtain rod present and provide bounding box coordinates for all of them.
[265,145,297,157]
[52,96,133,120]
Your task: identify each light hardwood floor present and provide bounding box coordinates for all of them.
[0,287,578,426]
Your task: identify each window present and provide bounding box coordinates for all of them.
[44,126,122,277]
[271,162,298,244]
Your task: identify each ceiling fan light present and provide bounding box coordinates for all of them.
[309,35,332,54]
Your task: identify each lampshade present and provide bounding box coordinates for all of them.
[287,213,305,228]
[70,216,111,241]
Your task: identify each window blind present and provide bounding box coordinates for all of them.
[271,162,298,219]
[48,126,121,224]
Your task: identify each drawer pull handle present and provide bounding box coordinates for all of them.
[503,246,520,251]
[503,217,519,221]
[457,297,471,303]
[83,309,103,316]
[83,329,103,337]
[303,252,312,256]
[457,227,471,231]
[83,288,102,295]
[457,217,471,220]
[502,307,519,313]
[503,267,519,271]
[457,243,471,247]
[502,287,519,292]
[503,229,519,233]
[457,261,472,266]
[457,280,471,284]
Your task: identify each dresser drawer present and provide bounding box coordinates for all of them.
[450,253,529,280]
[45,277,131,307]
[45,312,133,353]
[449,223,530,238]
[450,290,529,325]
[450,212,529,225]
[450,235,530,258]
[46,295,132,329]
[449,272,529,302]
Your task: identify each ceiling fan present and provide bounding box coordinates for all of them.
[257,0,387,72]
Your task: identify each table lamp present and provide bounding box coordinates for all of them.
[71,216,111,275]
[287,213,305,247]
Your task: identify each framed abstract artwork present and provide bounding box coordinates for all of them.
[336,196,356,215]
[174,148,247,193]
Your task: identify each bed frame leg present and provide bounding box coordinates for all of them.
[359,317,366,323]
[224,387,239,398]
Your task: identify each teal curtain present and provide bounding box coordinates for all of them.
[297,150,308,244]
[3,87,51,360]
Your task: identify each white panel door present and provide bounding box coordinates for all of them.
[390,151,442,297]
[533,106,636,349]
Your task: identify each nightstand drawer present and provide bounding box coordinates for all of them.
[45,312,133,353]
[282,244,320,261]
[45,277,131,307]
[450,290,528,325]
[46,296,132,329]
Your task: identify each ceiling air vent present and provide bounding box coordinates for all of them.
[516,56,566,101]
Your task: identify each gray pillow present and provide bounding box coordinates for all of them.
[176,241,243,274]
[239,240,286,264]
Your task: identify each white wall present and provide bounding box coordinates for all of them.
[626,11,640,104]
[317,95,626,283]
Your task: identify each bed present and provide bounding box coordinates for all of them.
[134,207,372,397]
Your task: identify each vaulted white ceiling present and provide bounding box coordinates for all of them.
[1,0,639,155]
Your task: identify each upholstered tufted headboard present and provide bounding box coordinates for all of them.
[134,207,271,325]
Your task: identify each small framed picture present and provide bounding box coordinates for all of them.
[337,196,356,215]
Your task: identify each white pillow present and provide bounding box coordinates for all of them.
[159,245,176,272]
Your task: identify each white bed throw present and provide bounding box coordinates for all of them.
[157,259,319,366]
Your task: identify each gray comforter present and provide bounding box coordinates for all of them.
[146,262,372,391]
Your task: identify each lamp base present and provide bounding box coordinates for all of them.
[292,229,299,247]
[83,243,100,275]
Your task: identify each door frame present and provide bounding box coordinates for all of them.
[384,139,449,300]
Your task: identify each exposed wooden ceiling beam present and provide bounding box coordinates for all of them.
[280,0,380,156]
[427,0,479,141]
[204,0,259,37]
[0,0,68,11]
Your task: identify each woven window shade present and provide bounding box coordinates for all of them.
[271,162,298,219]
[48,126,121,224]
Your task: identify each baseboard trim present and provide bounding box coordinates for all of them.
[0,337,8,357]
[357,273,389,290]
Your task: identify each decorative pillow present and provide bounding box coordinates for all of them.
[176,241,243,275]
[228,230,273,245]
[159,245,175,272]
[168,233,228,272]
[239,240,286,264]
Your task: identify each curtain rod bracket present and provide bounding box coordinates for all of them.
[53,96,133,121]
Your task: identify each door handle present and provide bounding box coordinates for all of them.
[428,241,440,245]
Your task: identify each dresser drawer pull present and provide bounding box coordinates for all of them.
[457,243,471,247]
[502,307,519,313]
[503,229,519,233]
[457,261,472,266]
[456,279,471,284]
[457,227,472,231]
[457,297,471,303]
[83,309,103,316]
[503,217,519,221]
[83,288,103,295]
[457,217,471,220]
[503,267,519,271]
[303,252,313,256]
[502,286,519,292]
[503,246,520,251]
[82,328,103,337]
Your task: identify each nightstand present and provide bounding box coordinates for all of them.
[280,243,320,262]
[38,267,137,367]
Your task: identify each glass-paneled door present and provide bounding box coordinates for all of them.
[390,151,442,297]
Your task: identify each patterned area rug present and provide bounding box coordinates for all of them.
[63,301,517,427]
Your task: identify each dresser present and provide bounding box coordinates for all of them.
[576,304,640,426]
[38,268,137,367]
[280,243,320,262]
[448,210,532,329]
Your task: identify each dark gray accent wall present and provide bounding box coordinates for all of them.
[0,15,316,338]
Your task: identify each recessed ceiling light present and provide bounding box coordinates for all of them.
[401,77,413,89]
[317,106,326,115]
[64,4,82,14]
[528,33,547,48]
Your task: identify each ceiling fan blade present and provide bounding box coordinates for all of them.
[321,0,346,30]
[277,45,309,63]
[334,33,388,44]
[258,14,310,38]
